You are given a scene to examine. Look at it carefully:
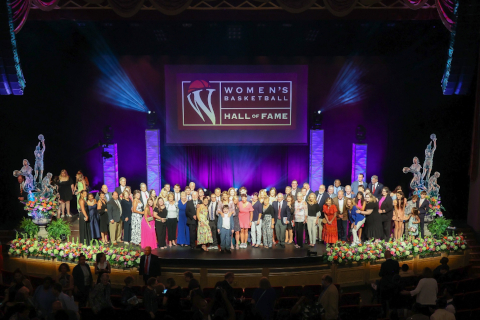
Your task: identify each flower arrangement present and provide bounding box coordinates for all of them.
[23,196,59,220]
[8,235,143,269]
[324,235,466,265]
[426,195,445,217]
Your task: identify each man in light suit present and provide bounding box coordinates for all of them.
[351,174,368,195]
[332,191,348,241]
[114,177,127,198]
[272,193,291,248]
[290,180,300,198]
[416,190,430,239]
[96,185,112,202]
[139,183,149,206]
[368,175,384,199]
[207,194,219,249]
[107,191,123,245]
[315,185,329,243]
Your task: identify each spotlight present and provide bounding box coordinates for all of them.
[103,126,113,144]
[147,111,158,129]
[312,110,323,129]
[356,125,366,143]
[102,151,112,159]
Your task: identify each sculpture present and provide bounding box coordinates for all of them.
[403,134,440,197]
[13,159,35,192]
[39,172,54,198]
[34,135,46,183]
[422,134,437,181]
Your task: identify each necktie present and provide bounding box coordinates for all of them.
[210,204,214,220]
[373,184,376,194]
[144,255,149,275]
[278,203,281,220]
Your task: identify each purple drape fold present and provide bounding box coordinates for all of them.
[436,0,456,32]
[402,0,429,10]
[32,0,59,11]
[9,0,31,34]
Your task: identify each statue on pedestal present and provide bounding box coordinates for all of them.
[13,159,35,192]
[34,135,46,183]
[422,134,437,181]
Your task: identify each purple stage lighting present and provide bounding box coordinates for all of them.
[103,144,118,192]
[309,129,324,190]
[351,143,367,184]
[146,129,161,194]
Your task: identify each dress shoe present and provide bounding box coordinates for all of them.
[280,244,285,248]
[226,250,232,254]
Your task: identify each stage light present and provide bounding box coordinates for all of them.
[103,126,113,144]
[317,110,321,114]
[356,125,366,143]
[83,24,148,113]
[228,26,242,39]
[322,60,367,111]
[306,29,319,42]
[147,111,158,129]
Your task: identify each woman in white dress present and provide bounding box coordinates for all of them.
[131,190,144,245]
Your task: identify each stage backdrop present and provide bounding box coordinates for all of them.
[164,65,308,145]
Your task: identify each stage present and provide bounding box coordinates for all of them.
[66,214,327,268]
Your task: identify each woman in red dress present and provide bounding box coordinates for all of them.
[322,198,338,244]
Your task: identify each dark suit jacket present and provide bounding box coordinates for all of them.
[139,254,161,278]
[107,199,122,222]
[186,199,200,225]
[379,258,400,282]
[72,264,93,292]
[114,186,127,197]
[17,182,28,201]
[95,192,113,202]
[291,189,301,198]
[379,195,394,221]
[314,192,330,218]
[207,200,218,221]
[272,200,291,225]
[121,199,132,222]
[416,198,430,216]
[368,182,384,199]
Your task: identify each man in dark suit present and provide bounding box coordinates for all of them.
[72,254,93,307]
[378,187,394,240]
[107,191,123,245]
[207,194,219,249]
[95,184,113,202]
[186,191,200,249]
[114,177,127,198]
[303,182,315,198]
[368,175,384,199]
[272,193,291,248]
[139,246,161,285]
[416,190,430,238]
[315,185,329,243]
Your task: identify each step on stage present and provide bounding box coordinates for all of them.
[68,215,327,268]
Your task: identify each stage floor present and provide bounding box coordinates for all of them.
[67,214,327,267]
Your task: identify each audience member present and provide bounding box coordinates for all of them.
[430,299,455,320]
[33,276,56,318]
[47,300,77,320]
[144,277,163,319]
[163,278,182,318]
[433,257,450,277]
[185,271,203,298]
[399,264,415,277]
[443,286,456,314]
[215,273,236,306]
[56,263,74,296]
[251,277,276,320]
[120,276,138,310]
[401,268,438,316]
[94,252,111,283]
[10,269,33,297]
[290,288,322,320]
[139,246,161,285]
[72,254,93,307]
[89,273,112,314]
[52,283,79,319]
[318,275,338,320]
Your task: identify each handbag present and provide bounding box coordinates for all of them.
[147,217,153,222]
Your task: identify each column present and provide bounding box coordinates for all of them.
[103,144,118,192]
[351,143,367,183]
[146,129,161,193]
[309,129,324,190]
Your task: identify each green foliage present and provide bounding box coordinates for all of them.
[19,218,39,237]
[428,217,452,238]
[46,219,72,240]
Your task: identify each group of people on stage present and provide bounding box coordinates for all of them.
[57,171,431,250]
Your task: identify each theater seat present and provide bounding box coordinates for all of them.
[272,286,284,298]
[339,305,360,320]
[339,292,361,306]
[1,270,14,285]
[283,285,303,297]
[275,297,299,309]
[456,309,472,320]
[111,294,123,308]
[233,287,243,299]
[244,287,256,298]
[303,285,321,295]
[359,304,383,319]
[203,287,215,298]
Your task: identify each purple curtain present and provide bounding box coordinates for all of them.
[32,0,59,11]
[161,145,309,191]
[402,0,429,10]
[9,0,31,34]
[436,0,457,32]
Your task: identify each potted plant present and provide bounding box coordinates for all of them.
[46,219,72,240]
[24,195,58,237]
[427,217,451,239]
[18,217,39,238]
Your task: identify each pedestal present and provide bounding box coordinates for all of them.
[38,226,48,238]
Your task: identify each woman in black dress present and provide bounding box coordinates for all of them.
[121,191,133,245]
[358,194,383,241]
[57,169,74,218]
[97,191,109,243]
[78,190,91,244]
[154,198,168,249]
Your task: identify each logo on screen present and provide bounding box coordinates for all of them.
[186,80,217,125]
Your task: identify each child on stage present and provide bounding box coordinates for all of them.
[218,205,234,254]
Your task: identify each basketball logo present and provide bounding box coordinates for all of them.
[187,80,216,125]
